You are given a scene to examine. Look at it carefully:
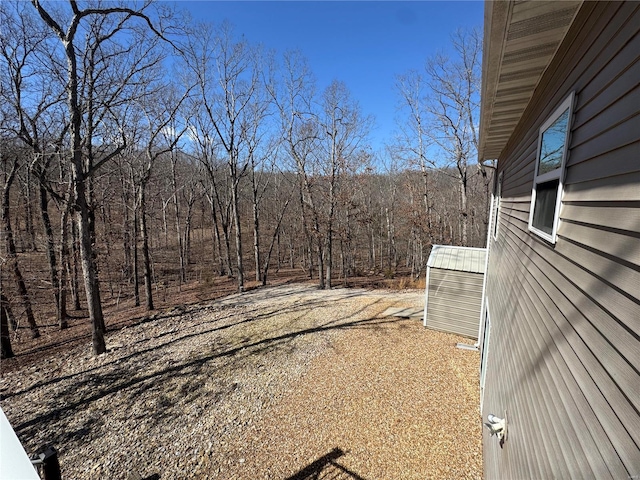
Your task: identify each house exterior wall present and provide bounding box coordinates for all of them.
[425,268,483,339]
[482,2,640,479]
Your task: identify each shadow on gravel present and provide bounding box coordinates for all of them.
[126,474,160,480]
[13,308,404,440]
[5,292,379,401]
[286,448,367,480]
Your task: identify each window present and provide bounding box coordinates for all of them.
[492,171,503,239]
[528,92,574,243]
[480,301,491,411]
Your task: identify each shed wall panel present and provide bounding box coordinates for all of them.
[426,268,483,339]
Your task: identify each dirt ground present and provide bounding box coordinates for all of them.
[1,270,419,373]
[1,283,482,479]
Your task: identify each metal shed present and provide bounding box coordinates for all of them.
[423,245,487,339]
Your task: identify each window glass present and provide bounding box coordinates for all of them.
[493,172,502,239]
[528,92,574,243]
[532,179,559,235]
[538,108,569,175]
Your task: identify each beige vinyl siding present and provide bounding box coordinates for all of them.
[489,233,628,478]
[483,2,640,479]
[425,269,483,339]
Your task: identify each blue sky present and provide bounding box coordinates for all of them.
[178,1,484,153]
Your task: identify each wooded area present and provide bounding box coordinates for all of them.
[0,1,492,357]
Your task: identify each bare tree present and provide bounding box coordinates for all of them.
[395,28,483,247]
[1,291,15,359]
[125,86,189,310]
[0,144,40,338]
[178,157,200,273]
[381,156,400,272]
[269,51,325,287]
[169,147,187,284]
[395,71,434,240]
[187,96,233,278]
[260,171,294,286]
[424,28,482,246]
[182,22,261,292]
[243,92,275,283]
[318,80,371,288]
[0,8,493,347]
[0,1,70,329]
[30,0,176,354]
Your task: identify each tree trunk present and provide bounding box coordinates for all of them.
[58,201,70,329]
[211,174,232,278]
[276,230,281,272]
[170,153,186,284]
[1,294,14,359]
[70,28,105,353]
[261,192,291,286]
[230,169,244,292]
[69,82,106,351]
[324,179,336,290]
[162,199,169,248]
[423,170,433,243]
[38,183,63,327]
[86,183,106,336]
[221,221,232,278]
[298,186,313,279]
[459,166,468,246]
[207,193,225,276]
[70,220,81,311]
[316,230,325,290]
[184,194,195,268]
[325,230,332,289]
[288,232,294,269]
[340,240,346,285]
[74,178,106,354]
[139,187,154,310]
[2,166,39,338]
[251,173,261,283]
[133,204,140,307]
[122,179,133,284]
[24,175,36,252]
[367,224,376,271]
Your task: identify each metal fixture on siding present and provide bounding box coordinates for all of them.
[484,413,507,447]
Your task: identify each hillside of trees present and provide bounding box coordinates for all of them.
[1,1,493,358]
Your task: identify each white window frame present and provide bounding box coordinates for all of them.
[493,171,503,240]
[528,92,574,244]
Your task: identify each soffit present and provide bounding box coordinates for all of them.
[478,0,582,161]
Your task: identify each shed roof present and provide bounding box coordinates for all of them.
[427,245,487,274]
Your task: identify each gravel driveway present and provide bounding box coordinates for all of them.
[0,284,482,479]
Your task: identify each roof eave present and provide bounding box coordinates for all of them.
[478,0,582,163]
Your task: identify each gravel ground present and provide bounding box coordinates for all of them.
[0,284,482,479]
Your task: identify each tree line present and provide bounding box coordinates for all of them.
[0,0,492,358]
